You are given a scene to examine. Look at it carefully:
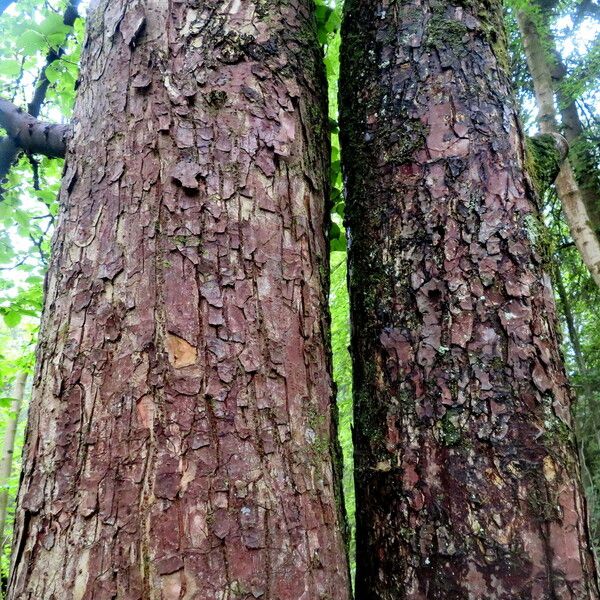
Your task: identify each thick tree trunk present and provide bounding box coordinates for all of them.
[8,2,350,599]
[340,0,600,598]
[517,10,600,287]
[0,372,27,549]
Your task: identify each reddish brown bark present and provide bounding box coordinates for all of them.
[8,1,350,598]
[340,0,600,598]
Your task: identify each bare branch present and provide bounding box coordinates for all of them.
[0,98,70,158]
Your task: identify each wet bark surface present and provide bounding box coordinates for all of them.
[8,1,350,598]
[340,0,600,598]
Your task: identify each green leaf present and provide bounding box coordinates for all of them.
[17,29,47,54]
[331,232,347,252]
[0,59,21,76]
[330,222,341,241]
[3,311,22,328]
[35,189,57,203]
[44,61,62,83]
[38,13,71,39]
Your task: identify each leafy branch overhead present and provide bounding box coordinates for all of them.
[0,0,79,189]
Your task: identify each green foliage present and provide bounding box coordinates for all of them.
[561,35,600,102]
[317,0,355,577]
[315,0,342,46]
[330,251,355,577]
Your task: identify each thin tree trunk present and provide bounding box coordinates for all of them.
[517,10,600,287]
[0,372,27,549]
[8,2,350,598]
[340,0,600,597]
[555,270,598,536]
[557,91,600,236]
[550,34,600,234]
[555,271,586,375]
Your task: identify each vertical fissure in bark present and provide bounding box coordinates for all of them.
[340,0,600,597]
[8,1,350,598]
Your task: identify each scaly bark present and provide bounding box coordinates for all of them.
[517,9,600,287]
[0,372,27,549]
[8,1,350,598]
[340,0,600,597]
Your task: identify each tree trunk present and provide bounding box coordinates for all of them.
[340,0,600,597]
[0,372,27,549]
[557,94,600,236]
[549,28,600,234]
[517,9,600,287]
[555,271,599,539]
[8,2,350,599]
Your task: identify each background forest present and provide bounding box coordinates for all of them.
[0,0,598,591]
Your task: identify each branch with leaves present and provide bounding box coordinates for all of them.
[0,0,79,191]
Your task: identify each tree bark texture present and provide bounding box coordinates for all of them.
[8,1,350,598]
[340,0,600,598]
[0,98,69,159]
[517,9,600,288]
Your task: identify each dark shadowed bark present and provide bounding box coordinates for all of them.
[340,0,600,598]
[8,1,350,598]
